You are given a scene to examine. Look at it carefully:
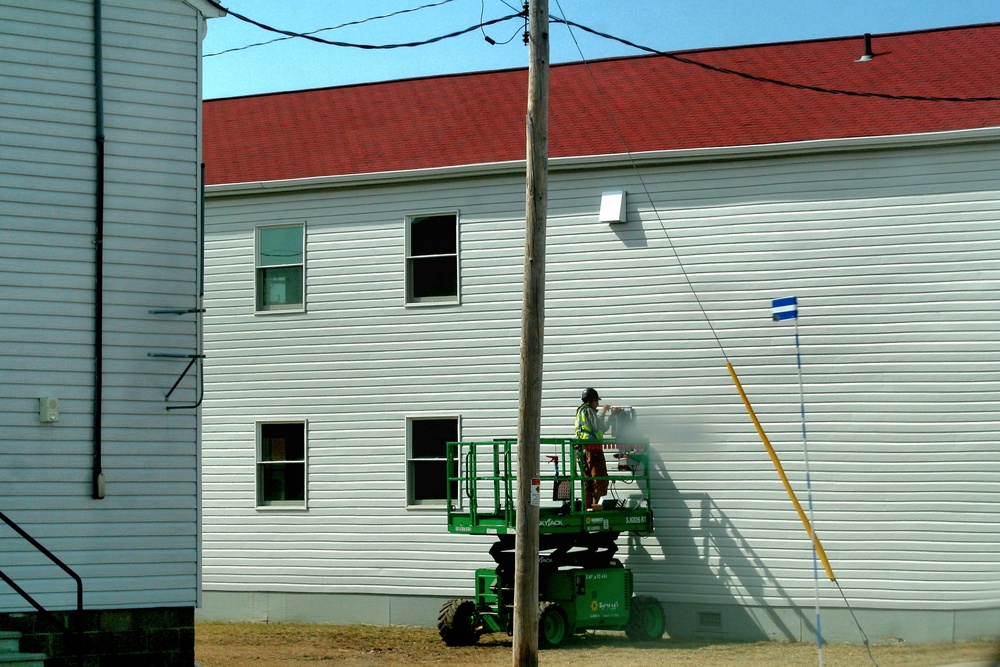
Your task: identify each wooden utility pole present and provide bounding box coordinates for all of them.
[512,0,549,665]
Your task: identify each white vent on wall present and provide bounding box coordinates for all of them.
[599,190,627,224]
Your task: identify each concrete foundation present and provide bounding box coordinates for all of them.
[0,606,194,667]
[197,591,1000,646]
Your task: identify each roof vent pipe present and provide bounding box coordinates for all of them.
[856,33,874,62]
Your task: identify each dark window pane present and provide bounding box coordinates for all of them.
[259,462,305,502]
[257,266,303,308]
[261,423,305,461]
[411,419,457,458]
[410,215,456,256]
[410,459,456,501]
[410,256,457,299]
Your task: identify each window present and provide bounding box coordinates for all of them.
[406,417,459,506]
[257,421,306,507]
[405,213,458,304]
[256,224,304,311]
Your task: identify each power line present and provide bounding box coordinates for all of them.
[550,0,729,361]
[552,16,1000,103]
[207,0,460,58]
[204,0,1000,102]
[554,7,893,663]
[203,0,524,51]
[480,0,528,46]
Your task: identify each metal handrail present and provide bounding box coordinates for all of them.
[0,510,83,612]
[446,437,651,533]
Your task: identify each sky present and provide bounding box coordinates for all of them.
[202,1,999,100]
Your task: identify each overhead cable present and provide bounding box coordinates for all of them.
[552,16,1000,103]
[203,0,524,51]
[554,8,893,662]
[207,0,460,57]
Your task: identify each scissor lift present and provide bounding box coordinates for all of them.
[438,435,665,647]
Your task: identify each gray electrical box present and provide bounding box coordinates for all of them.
[39,397,59,423]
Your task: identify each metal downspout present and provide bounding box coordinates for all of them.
[92,0,106,500]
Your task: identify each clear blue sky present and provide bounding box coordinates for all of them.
[202,1,998,100]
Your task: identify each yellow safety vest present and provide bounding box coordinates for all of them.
[575,404,603,442]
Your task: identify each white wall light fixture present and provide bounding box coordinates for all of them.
[599,190,627,224]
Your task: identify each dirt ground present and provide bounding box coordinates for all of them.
[195,622,998,667]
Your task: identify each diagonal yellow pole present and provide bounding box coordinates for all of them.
[726,362,836,582]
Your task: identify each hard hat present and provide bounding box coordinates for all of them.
[581,387,600,403]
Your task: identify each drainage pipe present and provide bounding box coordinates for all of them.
[92,0,106,500]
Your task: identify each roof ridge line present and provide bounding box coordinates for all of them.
[205,22,1000,103]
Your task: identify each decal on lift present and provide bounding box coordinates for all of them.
[585,516,610,531]
[588,598,622,617]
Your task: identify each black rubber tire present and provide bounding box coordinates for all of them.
[538,601,569,648]
[625,595,665,641]
[437,598,480,646]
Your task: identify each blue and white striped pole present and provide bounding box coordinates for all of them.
[772,296,824,667]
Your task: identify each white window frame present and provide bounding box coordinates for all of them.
[406,415,460,509]
[255,222,305,313]
[404,212,459,306]
[256,420,308,509]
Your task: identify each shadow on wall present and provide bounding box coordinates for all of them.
[621,425,816,643]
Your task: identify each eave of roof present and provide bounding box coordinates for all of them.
[204,23,1000,187]
[183,0,226,19]
[206,126,1000,196]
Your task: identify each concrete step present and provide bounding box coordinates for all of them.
[0,655,47,667]
[0,632,46,666]
[0,632,20,654]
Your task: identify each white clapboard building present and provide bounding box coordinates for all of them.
[1,0,222,663]
[199,24,1000,644]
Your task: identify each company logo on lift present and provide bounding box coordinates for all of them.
[590,599,621,613]
[539,517,567,528]
[585,516,610,531]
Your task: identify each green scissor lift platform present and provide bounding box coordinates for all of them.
[438,436,666,647]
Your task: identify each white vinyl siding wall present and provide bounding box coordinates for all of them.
[202,136,1000,616]
[1,0,203,611]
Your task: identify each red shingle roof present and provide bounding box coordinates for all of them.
[204,24,1000,186]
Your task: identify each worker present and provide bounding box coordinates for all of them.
[575,388,620,510]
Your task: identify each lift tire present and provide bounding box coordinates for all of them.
[437,598,480,646]
[625,595,665,641]
[538,601,569,648]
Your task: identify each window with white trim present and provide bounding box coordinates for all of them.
[256,223,304,311]
[406,417,458,506]
[257,421,306,507]
[405,213,458,304]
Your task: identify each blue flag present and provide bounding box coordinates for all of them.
[772,296,798,321]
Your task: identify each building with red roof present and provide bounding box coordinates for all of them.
[199,24,1000,645]
[204,23,1000,185]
